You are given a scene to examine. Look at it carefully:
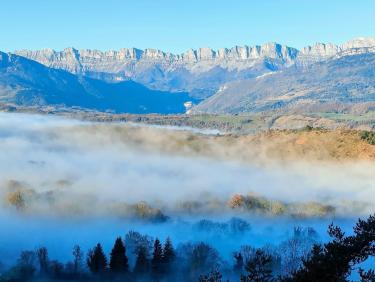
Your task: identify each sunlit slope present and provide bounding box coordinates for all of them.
[132,127,375,162]
[193,53,375,114]
[54,122,375,162]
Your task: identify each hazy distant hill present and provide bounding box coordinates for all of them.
[0,52,192,114]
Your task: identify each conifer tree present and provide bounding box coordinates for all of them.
[87,243,107,274]
[287,214,375,281]
[162,237,176,264]
[109,237,129,273]
[152,238,163,275]
[134,246,149,274]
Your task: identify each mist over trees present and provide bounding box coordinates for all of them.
[0,215,374,282]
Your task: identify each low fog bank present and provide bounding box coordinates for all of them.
[0,112,374,271]
[0,112,374,218]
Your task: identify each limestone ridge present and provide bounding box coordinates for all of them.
[14,37,375,68]
[12,37,375,99]
[4,36,375,115]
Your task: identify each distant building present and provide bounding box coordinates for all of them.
[184,101,193,114]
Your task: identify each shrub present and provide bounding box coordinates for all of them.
[360,131,375,145]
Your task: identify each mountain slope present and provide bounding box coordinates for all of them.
[14,45,295,99]
[0,52,193,114]
[14,37,375,99]
[192,52,375,114]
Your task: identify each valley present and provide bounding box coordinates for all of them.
[2,1,375,280]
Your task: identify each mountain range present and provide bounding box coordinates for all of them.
[0,52,192,114]
[1,37,375,114]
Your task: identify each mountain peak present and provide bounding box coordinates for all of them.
[342,37,375,49]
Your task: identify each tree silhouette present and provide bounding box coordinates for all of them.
[199,268,223,282]
[16,250,37,281]
[36,247,49,275]
[87,243,107,274]
[287,214,375,282]
[189,242,221,280]
[233,252,244,273]
[162,237,176,264]
[151,238,164,278]
[72,245,84,275]
[109,237,129,273]
[134,245,149,274]
[49,260,63,279]
[240,249,274,282]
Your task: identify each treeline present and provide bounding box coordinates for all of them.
[0,215,374,282]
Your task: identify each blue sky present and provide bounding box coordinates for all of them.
[2,0,375,53]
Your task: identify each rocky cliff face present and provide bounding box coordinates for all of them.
[16,42,300,66]
[13,37,375,99]
[16,37,375,67]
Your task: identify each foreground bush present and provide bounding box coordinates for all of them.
[360,130,375,145]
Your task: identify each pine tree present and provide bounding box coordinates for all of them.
[162,237,176,264]
[134,246,149,274]
[287,214,375,281]
[87,243,107,274]
[152,238,163,275]
[109,237,129,273]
